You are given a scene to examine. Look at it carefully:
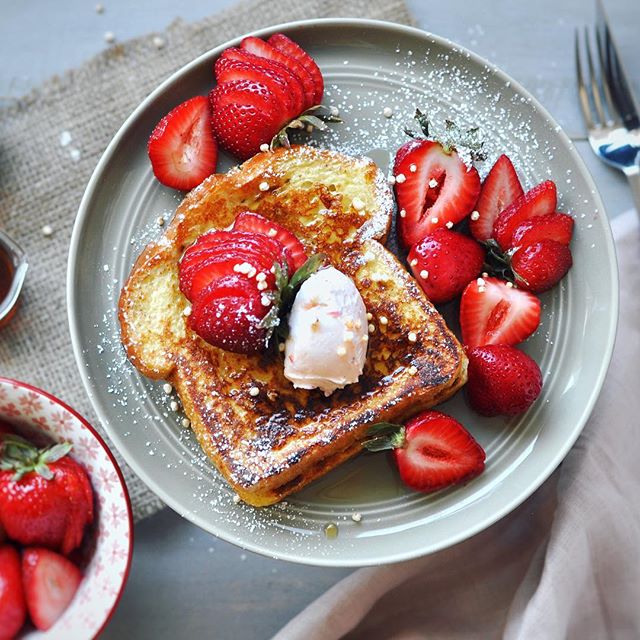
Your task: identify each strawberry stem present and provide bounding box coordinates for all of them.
[270,105,342,151]
[362,422,406,452]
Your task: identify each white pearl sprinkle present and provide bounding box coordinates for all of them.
[256,272,266,282]
[366,312,373,321]
[351,512,362,522]
[445,221,454,229]
[232,494,241,504]
[408,365,418,375]
[329,106,340,117]
[409,258,418,267]
[399,209,406,218]
[420,270,429,279]
[104,31,116,43]
[428,178,438,188]
[157,216,165,226]
[470,210,480,221]
[181,418,190,428]
[409,164,417,172]
[352,197,365,211]
[260,143,269,152]
[152,36,165,49]
[395,173,406,184]
[477,277,486,286]
[368,323,375,334]
[259,181,269,191]
[183,306,192,317]
[506,281,514,288]
[249,386,260,397]
[431,217,439,224]
[408,332,417,342]
[267,228,277,237]
[379,316,388,326]
[261,294,271,307]
[382,106,393,118]
[257,281,268,291]
[388,175,396,185]
[170,401,179,412]
[162,383,172,394]
[41,224,53,237]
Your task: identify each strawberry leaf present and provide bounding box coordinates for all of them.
[270,105,343,151]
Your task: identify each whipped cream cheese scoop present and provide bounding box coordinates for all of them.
[284,266,368,396]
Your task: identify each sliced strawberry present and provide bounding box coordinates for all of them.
[215,48,306,118]
[466,345,542,416]
[511,240,573,293]
[148,96,218,191]
[0,545,26,639]
[470,154,523,242]
[215,60,297,120]
[22,548,82,631]
[189,276,270,354]
[233,211,307,273]
[209,80,287,160]
[510,212,574,248]
[364,411,485,493]
[493,180,557,249]
[459,276,541,348]
[240,36,315,108]
[394,139,481,249]
[408,228,485,304]
[267,33,323,104]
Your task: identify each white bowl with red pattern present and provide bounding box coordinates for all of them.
[0,377,133,639]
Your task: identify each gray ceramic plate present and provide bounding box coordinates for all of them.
[68,19,618,566]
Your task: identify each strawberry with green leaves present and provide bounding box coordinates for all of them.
[0,435,93,556]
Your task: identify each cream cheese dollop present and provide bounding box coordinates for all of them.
[284,267,368,396]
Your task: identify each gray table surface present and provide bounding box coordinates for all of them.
[1,1,638,638]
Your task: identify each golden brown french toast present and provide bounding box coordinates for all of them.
[119,146,467,506]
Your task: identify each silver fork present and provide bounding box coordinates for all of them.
[575,1,640,212]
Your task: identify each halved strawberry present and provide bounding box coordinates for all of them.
[394,139,481,249]
[511,240,573,293]
[215,60,297,120]
[510,212,574,248]
[363,411,485,493]
[22,548,82,631]
[188,276,270,354]
[408,228,485,304]
[470,154,523,241]
[466,345,542,416]
[267,33,323,104]
[240,36,315,108]
[459,276,541,348]
[209,80,287,160]
[148,96,218,190]
[233,211,307,273]
[493,181,557,249]
[215,48,306,118]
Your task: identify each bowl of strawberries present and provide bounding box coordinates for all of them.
[0,378,132,639]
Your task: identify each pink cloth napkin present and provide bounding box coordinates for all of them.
[274,210,640,640]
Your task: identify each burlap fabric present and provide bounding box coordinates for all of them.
[0,0,413,521]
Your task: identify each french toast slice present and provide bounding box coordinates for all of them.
[119,146,467,506]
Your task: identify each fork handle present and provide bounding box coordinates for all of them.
[625,166,640,215]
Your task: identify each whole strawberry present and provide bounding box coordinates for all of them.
[0,436,93,555]
[408,228,485,304]
[466,344,542,416]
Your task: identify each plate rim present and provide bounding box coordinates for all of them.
[67,17,619,566]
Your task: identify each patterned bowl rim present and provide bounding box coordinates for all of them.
[0,376,134,638]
